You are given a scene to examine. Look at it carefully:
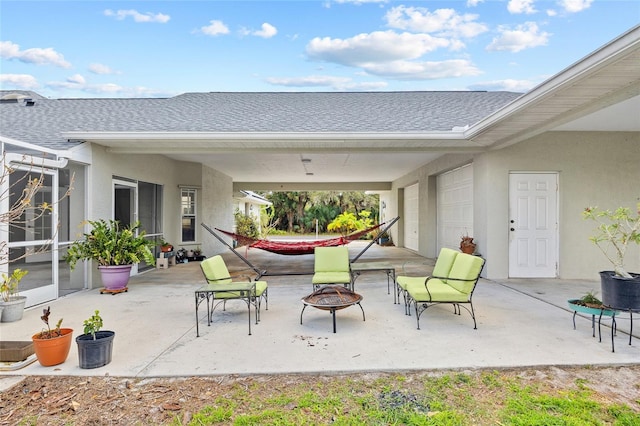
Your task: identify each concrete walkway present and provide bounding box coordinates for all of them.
[1,242,637,390]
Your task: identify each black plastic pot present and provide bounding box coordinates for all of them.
[76,331,115,369]
[600,271,640,311]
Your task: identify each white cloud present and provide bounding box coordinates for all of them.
[468,78,540,92]
[385,6,488,38]
[67,74,86,85]
[104,9,170,23]
[0,41,71,68]
[362,59,482,80]
[486,22,550,52]
[332,0,388,5]
[0,73,39,89]
[89,63,120,75]
[241,23,278,38]
[507,0,537,14]
[307,31,453,66]
[558,0,593,13]
[466,0,484,6]
[265,74,387,91]
[199,20,230,36]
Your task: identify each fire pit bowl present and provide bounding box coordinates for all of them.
[301,286,365,333]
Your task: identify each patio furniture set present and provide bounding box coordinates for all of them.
[195,246,486,336]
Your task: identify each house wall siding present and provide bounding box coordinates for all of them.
[392,131,640,280]
[85,144,207,288]
[201,165,233,257]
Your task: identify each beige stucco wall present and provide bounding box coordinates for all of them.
[392,131,640,280]
[82,145,232,288]
[201,165,234,257]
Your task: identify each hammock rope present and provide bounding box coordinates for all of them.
[215,222,385,256]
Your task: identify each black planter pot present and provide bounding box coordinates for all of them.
[76,331,115,369]
[600,271,640,311]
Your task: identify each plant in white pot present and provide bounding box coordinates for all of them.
[583,203,640,310]
[64,219,156,293]
[76,309,115,369]
[0,268,29,322]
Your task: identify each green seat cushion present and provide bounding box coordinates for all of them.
[407,278,469,303]
[312,272,352,285]
[213,280,268,299]
[396,247,458,289]
[201,255,268,299]
[396,275,424,290]
[200,255,232,284]
[314,247,350,273]
[447,254,484,294]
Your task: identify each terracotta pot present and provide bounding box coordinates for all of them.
[32,328,73,367]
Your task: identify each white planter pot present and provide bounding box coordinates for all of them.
[0,296,27,322]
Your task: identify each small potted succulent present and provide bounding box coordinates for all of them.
[0,268,28,322]
[583,203,640,310]
[76,309,115,369]
[31,306,73,366]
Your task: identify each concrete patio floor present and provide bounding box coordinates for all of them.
[1,241,638,390]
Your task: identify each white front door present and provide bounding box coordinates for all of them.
[403,183,419,251]
[508,173,558,278]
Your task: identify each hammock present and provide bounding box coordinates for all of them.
[214,222,385,256]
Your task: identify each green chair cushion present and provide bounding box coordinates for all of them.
[396,275,424,291]
[396,247,458,289]
[314,247,350,273]
[447,254,484,294]
[312,272,352,285]
[407,278,469,303]
[432,247,458,280]
[200,255,232,284]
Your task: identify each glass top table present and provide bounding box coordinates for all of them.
[195,282,257,336]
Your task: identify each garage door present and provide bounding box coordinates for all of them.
[403,183,419,251]
[437,164,473,251]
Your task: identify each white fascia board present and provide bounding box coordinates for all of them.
[0,134,66,156]
[465,25,640,139]
[62,131,466,141]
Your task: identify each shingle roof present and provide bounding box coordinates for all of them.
[0,91,522,150]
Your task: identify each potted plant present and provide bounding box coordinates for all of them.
[567,291,615,315]
[64,219,156,293]
[159,238,173,253]
[31,306,73,366]
[193,246,203,259]
[583,203,640,310]
[0,268,29,322]
[460,233,476,255]
[76,310,115,369]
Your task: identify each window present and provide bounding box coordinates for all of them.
[181,188,197,242]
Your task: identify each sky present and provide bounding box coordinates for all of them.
[1,0,638,99]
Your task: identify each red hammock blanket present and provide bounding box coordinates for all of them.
[215,223,384,256]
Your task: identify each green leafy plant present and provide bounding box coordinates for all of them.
[0,268,28,302]
[328,211,374,237]
[83,310,103,340]
[36,306,63,339]
[234,210,260,239]
[64,219,156,269]
[583,203,640,278]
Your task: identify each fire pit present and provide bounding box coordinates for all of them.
[301,286,365,333]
